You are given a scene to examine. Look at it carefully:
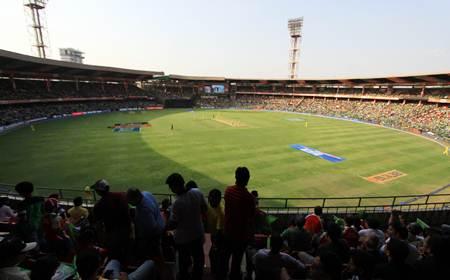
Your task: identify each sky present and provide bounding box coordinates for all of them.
[1,0,449,79]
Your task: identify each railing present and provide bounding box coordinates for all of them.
[1,182,449,215]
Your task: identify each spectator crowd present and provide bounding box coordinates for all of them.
[1,167,450,280]
[0,79,148,100]
[0,100,161,127]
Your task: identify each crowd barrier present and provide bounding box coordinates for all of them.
[1,182,449,215]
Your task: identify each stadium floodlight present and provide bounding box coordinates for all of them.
[288,17,304,79]
[23,0,49,58]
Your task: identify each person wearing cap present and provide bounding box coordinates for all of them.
[0,236,37,280]
[91,179,131,261]
[166,173,207,280]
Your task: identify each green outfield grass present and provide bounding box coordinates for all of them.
[0,109,448,201]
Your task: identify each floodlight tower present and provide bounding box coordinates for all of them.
[24,0,49,58]
[288,17,304,79]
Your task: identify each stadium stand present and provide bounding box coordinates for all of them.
[231,95,449,139]
[1,49,449,279]
[1,170,450,280]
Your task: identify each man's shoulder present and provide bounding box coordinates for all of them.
[305,214,320,222]
[189,188,204,197]
[255,248,270,258]
[225,185,252,198]
[224,185,235,194]
[142,191,154,197]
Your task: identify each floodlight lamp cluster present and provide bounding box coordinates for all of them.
[288,17,303,37]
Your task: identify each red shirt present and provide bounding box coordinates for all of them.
[304,214,322,234]
[224,185,256,241]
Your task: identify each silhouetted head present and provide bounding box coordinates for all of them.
[126,188,143,206]
[235,166,250,187]
[30,255,59,280]
[166,173,185,195]
[208,189,222,208]
[73,196,83,207]
[326,222,342,242]
[389,221,407,240]
[76,249,101,280]
[296,215,306,228]
[15,181,34,198]
[314,206,323,216]
[186,180,198,191]
[161,198,171,210]
[386,238,409,263]
[44,198,59,213]
[90,179,110,197]
[270,235,284,254]
[364,233,379,251]
[367,218,380,230]
[251,190,259,206]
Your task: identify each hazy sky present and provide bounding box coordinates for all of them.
[1,0,449,79]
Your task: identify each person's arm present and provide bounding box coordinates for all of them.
[167,202,178,230]
[82,207,89,219]
[216,204,225,231]
[198,191,208,216]
[5,206,17,220]
[281,253,306,272]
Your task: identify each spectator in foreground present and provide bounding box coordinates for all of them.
[342,215,360,249]
[14,181,44,243]
[159,198,175,261]
[318,222,350,264]
[311,251,343,280]
[383,221,419,265]
[245,190,271,280]
[166,173,207,280]
[359,218,385,248]
[415,234,450,279]
[76,249,155,280]
[359,233,385,265]
[12,210,36,243]
[30,255,59,280]
[342,249,374,280]
[185,180,199,191]
[0,236,38,280]
[91,179,131,261]
[67,196,89,226]
[374,238,415,280]
[281,215,312,254]
[253,235,306,280]
[223,166,256,280]
[126,188,165,260]
[206,189,225,279]
[160,198,171,225]
[304,206,323,236]
[41,198,73,259]
[0,197,17,223]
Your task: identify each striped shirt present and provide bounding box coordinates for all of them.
[224,185,256,241]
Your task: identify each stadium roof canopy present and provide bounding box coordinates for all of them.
[164,73,450,86]
[0,49,164,81]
